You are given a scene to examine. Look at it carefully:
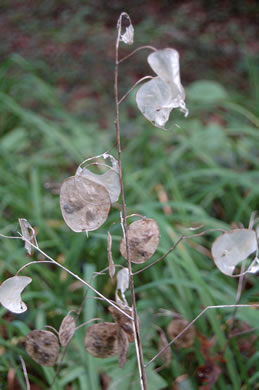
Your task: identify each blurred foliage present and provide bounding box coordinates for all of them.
[0,1,259,389]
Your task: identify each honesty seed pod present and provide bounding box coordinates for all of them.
[120,217,160,264]
[19,218,38,255]
[0,276,32,314]
[76,153,121,204]
[84,322,119,358]
[211,229,258,276]
[59,314,76,347]
[167,319,195,349]
[25,330,59,366]
[60,175,111,234]
[136,48,188,128]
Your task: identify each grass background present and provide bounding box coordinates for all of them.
[0,1,258,389]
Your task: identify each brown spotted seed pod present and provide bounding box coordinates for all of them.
[167,319,195,349]
[84,322,119,358]
[25,330,59,366]
[120,218,160,264]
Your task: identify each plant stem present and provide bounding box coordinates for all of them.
[0,234,133,321]
[118,45,156,64]
[146,303,259,368]
[118,76,153,105]
[19,355,30,390]
[115,13,148,390]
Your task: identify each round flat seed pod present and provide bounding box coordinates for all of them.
[120,218,160,264]
[84,322,119,358]
[25,330,59,366]
[211,229,257,276]
[59,314,76,346]
[167,319,195,349]
[60,175,111,233]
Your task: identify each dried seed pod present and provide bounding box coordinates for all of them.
[84,322,119,358]
[167,319,195,349]
[108,304,134,342]
[136,48,188,128]
[60,175,111,234]
[19,218,38,255]
[211,229,258,276]
[77,154,121,204]
[117,327,129,368]
[107,231,115,278]
[25,330,59,366]
[158,328,171,367]
[0,276,32,314]
[59,314,76,346]
[120,218,160,264]
[116,268,129,305]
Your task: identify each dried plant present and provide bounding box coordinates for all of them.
[0,11,258,390]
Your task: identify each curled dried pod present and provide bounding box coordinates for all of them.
[25,330,59,366]
[108,304,135,343]
[84,322,119,358]
[59,314,76,347]
[167,319,195,349]
[0,276,32,314]
[120,218,160,264]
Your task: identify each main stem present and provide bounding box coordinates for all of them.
[114,27,148,390]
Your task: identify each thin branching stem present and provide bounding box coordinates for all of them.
[0,233,133,321]
[118,76,153,105]
[145,303,259,368]
[51,274,99,388]
[229,326,259,338]
[43,325,59,337]
[133,236,184,276]
[115,13,148,390]
[118,45,156,64]
[228,260,247,335]
[16,260,53,274]
[75,318,103,331]
[19,355,30,390]
[133,228,227,276]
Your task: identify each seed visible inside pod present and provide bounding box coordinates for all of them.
[60,175,111,234]
[120,218,160,264]
[59,314,76,346]
[84,322,119,358]
[25,330,59,366]
[167,319,195,349]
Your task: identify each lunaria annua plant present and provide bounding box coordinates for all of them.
[0,11,258,390]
